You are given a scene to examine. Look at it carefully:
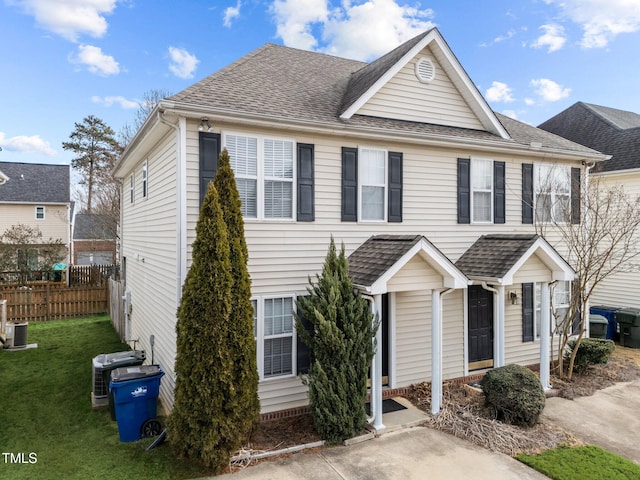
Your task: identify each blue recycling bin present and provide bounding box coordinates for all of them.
[109,365,164,442]
[589,305,621,341]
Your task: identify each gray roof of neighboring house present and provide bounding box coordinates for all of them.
[0,162,70,203]
[538,102,640,173]
[455,234,539,279]
[167,33,599,157]
[73,213,117,240]
[348,234,424,287]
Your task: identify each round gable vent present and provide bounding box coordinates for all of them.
[415,57,435,83]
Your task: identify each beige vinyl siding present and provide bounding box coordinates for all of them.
[121,130,179,408]
[590,171,640,307]
[387,256,444,292]
[395,290,431,386]
[0,203,69,244]
[258,378,308,414]
[442,289,465,379]
[504,284,540,366]
[357,46,484,130]
[512,254,553,284]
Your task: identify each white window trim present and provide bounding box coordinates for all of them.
[35,206,45,220]
[223,131,296,222]
[252,294,298,381]
[129,173,135,204]
[534,281,571,339]
[142,160,148,199]
[358,146,387,223]
[534,164,571,224]
[470,157,493,224]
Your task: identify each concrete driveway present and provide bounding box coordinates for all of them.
[542,379,640,463]
[212,426,547,480]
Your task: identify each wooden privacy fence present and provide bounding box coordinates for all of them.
[0,284,109,322]
[109,278,126,340]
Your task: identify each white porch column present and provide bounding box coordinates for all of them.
[540,281,551,390]
[372,294,385,431]
[431,289,442,414]
[495,285,506,368]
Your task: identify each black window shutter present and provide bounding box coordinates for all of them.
[494,161,506,224]
[388,151,403,222]
[571,167,581,225]
[297,143,315,221]
[522,163,534,224]
[522,283,534,342]
[296,297,313,375]
[457,158,470,224]
[341,147,358,222]
[199,132,221,205]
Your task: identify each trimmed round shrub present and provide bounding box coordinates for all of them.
[565,338,615,374]
[479,364,545,427]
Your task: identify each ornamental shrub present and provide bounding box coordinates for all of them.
[295,237,377,444]
[479,364,545,427]
[565,338,615,374]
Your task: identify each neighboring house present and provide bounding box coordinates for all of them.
[72,213,117,265]
[538,102,640,307]
[114,28,604,427]
[0,162,71,269]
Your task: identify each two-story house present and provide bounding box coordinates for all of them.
[0,162,71,271]
[72,213,117,265]
[539,102,640,308]
[114,28,604,429]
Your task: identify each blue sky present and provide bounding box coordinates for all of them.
[2,0,640,172]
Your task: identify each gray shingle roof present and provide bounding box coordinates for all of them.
[73,213,116,240]
[0,162,70,203]
[538,102,640,172]
[348,235,423,287]
[166,34,600,158]
[455,234,539,279]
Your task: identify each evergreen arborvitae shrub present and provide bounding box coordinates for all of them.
[213,148,260,440]
[479,364,545,427]
[167,182,237,473]
[295,237,377,445]
[565,338,615,374]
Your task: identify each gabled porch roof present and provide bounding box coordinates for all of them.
[348,235,468,295]
[455,234,575,285]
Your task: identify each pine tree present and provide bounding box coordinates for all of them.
[168,182,236,472]
[213,148,260,443]
[295,237,377,444]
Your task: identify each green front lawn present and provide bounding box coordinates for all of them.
[0,315,211,480]
[518,445,640,480]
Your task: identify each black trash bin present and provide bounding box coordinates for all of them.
[617,308,640,348]
[589,306,621,341]
[92,350,145,410]
[589,314,608,339]
[109,365,164,442]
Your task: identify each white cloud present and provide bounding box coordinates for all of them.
[524,97,535,106]
[168,47,199,79]
[501,110,518,120]
[91,95,138,109]
[6,0,118,42]
[531,24,566,52]
[70,44,120,75]
[0,132,57,157]
[271,0,435,61]
[485,81,515,103]
[545,0,640,48]
[224,0,242,28]
[530,78,571,102]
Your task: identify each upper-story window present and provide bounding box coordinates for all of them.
[224,133,294,220]
[471,158,493,223]
[359,148,387,221]
[535,164,570,223]
[35,206,45,220]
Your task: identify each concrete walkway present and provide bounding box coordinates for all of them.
[542,379,640,463]
[212,426,547,480]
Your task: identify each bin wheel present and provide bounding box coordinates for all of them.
[141,419,163,438]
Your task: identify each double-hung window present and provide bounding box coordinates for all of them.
[359,147,387,221]
[535,164,570,223]
[471,158,493,223]
[252,295,296,380]
[224,133,294,220]
[35,206,45,220]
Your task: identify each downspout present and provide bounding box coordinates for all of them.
[431,288,454,414]
[481,282,504,367]
[157,111,187,302]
